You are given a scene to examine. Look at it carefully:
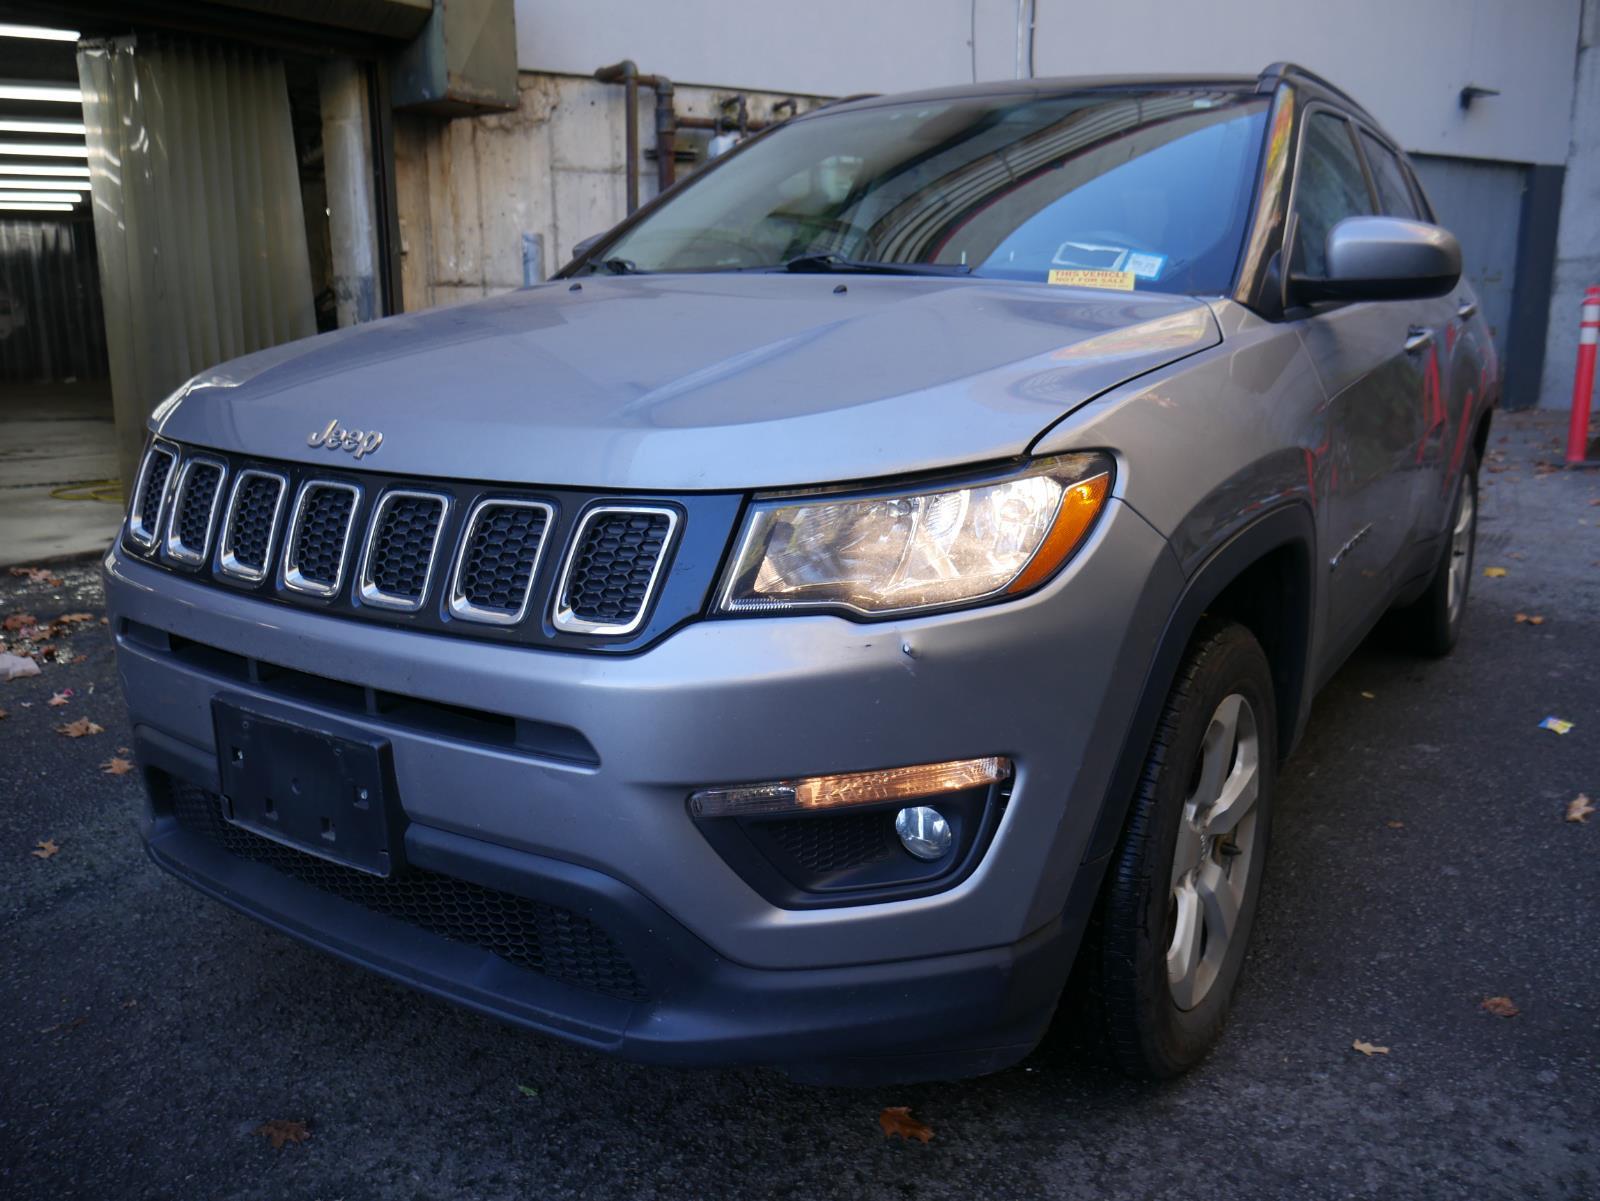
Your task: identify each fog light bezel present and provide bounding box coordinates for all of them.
[687,758,1014,909]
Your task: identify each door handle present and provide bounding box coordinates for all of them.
[1404,326,1435,354]
[1456,300,1477,320]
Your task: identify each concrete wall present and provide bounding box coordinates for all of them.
[515,0,1583,164]
[393,74,821,311]
[1541,0,1600,409]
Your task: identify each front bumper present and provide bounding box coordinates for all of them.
[107,497,1181,1077]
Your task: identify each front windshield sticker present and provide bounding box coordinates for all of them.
[1124,252,1167,280]
[1047,268,1136,291]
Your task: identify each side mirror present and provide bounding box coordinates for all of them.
[570,233,606,262]
[1291,215,1462,305]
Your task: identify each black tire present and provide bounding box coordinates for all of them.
[1392,450,1479,657]
[1073,618,1277,1079]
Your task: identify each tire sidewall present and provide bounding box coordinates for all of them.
[1136,629,1278,1070]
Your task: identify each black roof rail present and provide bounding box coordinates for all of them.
[1257,61,1376,121]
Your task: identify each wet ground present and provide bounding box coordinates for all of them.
[1,410,1596,1200]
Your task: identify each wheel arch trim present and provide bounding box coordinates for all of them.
[1080,502,1317,866]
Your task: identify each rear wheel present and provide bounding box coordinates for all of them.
[1394,450,1478,657]
[1074,619,1277,1078]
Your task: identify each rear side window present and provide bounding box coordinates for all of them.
[1290,111,1373,277]
[1359,131,1420,219]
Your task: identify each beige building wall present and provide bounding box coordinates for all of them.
[393,72,824,312]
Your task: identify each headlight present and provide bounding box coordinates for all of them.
[717,453,1112,616]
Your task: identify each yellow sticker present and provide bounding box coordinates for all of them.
[1048,269,1136,291]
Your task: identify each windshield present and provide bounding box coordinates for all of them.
[584,90,1269,295]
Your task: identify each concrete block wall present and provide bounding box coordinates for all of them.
[393,73,823,312]
[1540,0,1600,408]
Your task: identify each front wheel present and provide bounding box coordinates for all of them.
[1073,619,1277,1078]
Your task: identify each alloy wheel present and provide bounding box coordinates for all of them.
[1445,479,1475,624]
[1167,693,1261,1011]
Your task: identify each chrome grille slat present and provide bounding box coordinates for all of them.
[357,490,449,612]
[282,480,361,598]
[448,498,554,625]
[164,457,226,566]
[128,442,178,547]
[552,505,678,636]
[218,470,288,582]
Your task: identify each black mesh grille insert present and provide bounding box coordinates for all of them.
[226,474,283,573]
[565,510,672,625]
[367,494,444,601]
[292,485,357,587]
[163,776,647,1001]
[458,503,549,616]
[174,462,222,553]
[761,811,896,874]
[137,447,175,533]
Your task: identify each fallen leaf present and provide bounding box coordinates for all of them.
[0,707,7,720]
[1386,820,1405,829]
[39,1015,87,1033]
[1482,567,1507,578]
[1514,613,1546,625]
[8,566,63,586]
[54,612,94,624]
[517,1084,539,1098]
[1352,1039,1390,1056]
[3,612,38,632]
[1590,498,1600,506]
[1538,716,1575,735]
[255,1119,311,1150]
[120,998,138,1009]
[1361,691,1376,699]
[117,746,129,754]
[56,717,103,738]
[31,839,60,860]
[1481,996,1520,1018]
[47,690,70,707]
[100,757,135,776]
[1568,794,1595,823]
[878,1106,934,1143]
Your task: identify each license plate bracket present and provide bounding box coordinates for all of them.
[213,699,403,877]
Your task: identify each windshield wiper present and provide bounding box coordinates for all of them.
[592,257,645,275]
[780,252,972,277]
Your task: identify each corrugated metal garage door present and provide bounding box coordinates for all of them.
[1410,154,1525,379]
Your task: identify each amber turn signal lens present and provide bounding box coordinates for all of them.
[689,756,1013,819]
[1006,471,1111,595]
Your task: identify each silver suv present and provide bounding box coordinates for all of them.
[107,63,1492,1083]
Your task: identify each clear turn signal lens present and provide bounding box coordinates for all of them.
[688,755,1012,819]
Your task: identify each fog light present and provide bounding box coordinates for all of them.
[895,806,952,860]
[689,755,1011,819]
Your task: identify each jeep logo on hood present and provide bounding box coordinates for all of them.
[307,419,383,459]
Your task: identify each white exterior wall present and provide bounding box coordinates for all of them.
[517,0,1582,163]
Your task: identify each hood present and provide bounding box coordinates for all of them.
[153,274,1219,491]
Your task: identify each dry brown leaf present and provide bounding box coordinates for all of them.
[1482,567,1508,578]
[100,757,135,776]
[0,707,7,720]
[1360,691,1376,699]
[878,1106,934,1143]
[54,612,94,624]
[3,612,37,631]
[1514,613,1546,625]
[47,691,70,707]
[9,566,63,585]
[1481,996,1519,1017]
[56,717,103,738]
[31,839,60,860]
[1386,820,1405,829]
[1567,794,1595,824]
[255,1119,311,1150]
[1352,1039,1390,1056]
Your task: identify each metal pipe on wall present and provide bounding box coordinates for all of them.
[593,59,641,212]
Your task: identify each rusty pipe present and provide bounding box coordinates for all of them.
[594,59,640,213]
[640,73,676,192]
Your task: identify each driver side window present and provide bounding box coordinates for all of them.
[1291,112,1374,278]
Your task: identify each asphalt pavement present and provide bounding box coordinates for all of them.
[1,410,1596,1201]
